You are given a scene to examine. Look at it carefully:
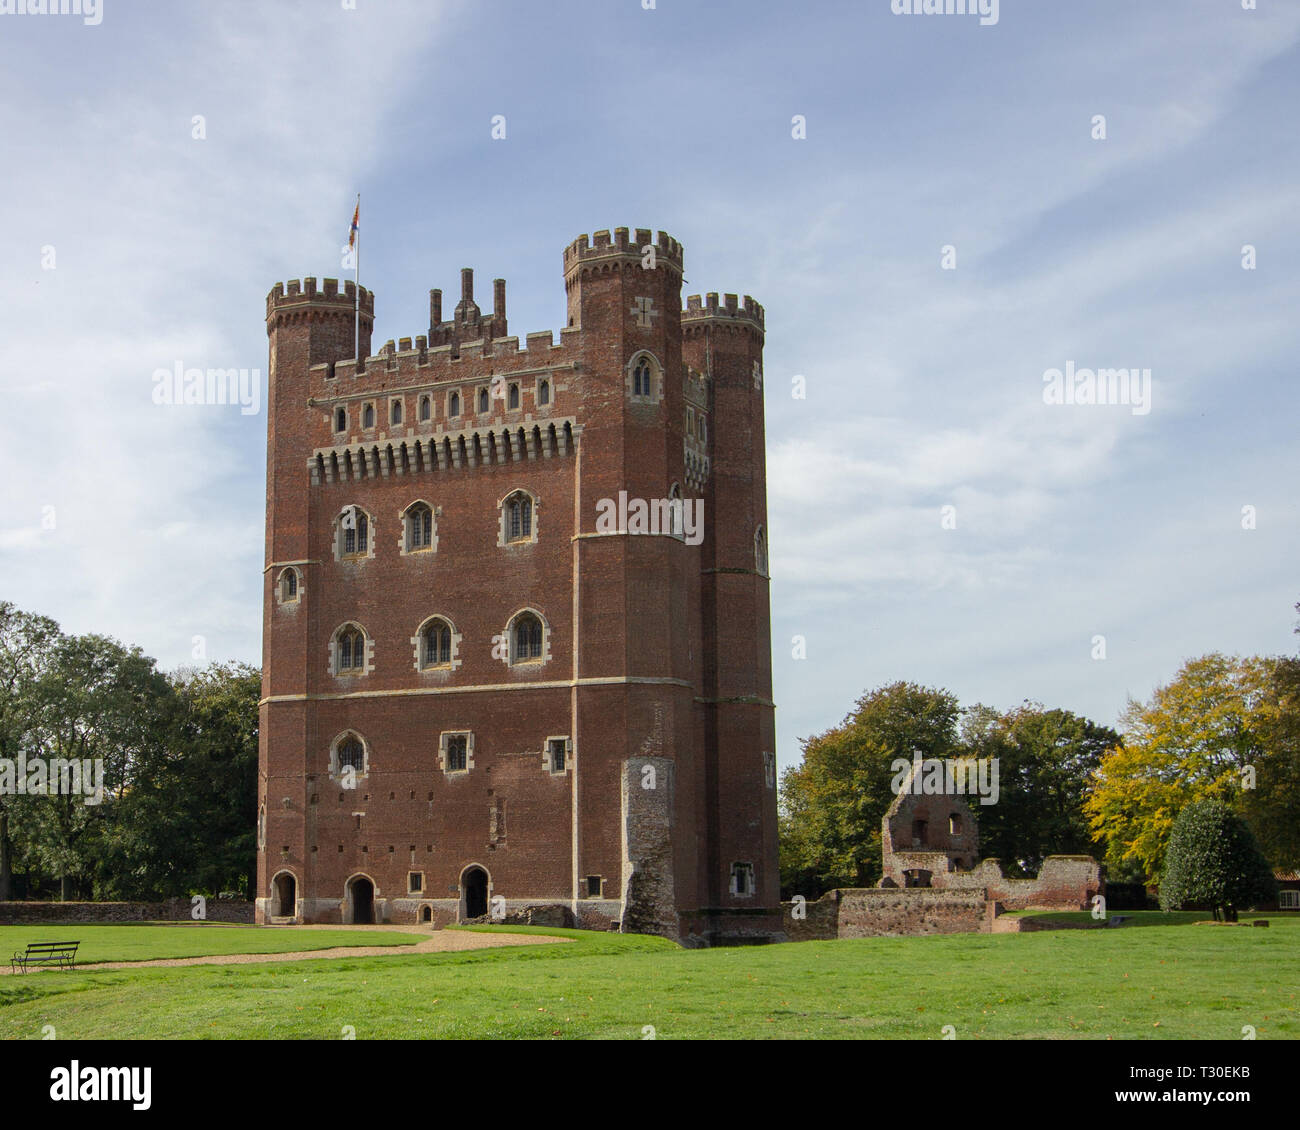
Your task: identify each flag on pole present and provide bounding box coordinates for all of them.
[349,194,361,361]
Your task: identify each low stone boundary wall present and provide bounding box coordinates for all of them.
[0,899,254,925]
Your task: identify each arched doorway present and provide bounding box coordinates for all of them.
[272,871,296,918]
[461,866,488,920]
[347,875,375,924]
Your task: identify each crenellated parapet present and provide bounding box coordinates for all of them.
[306,326,581,393]
[266,277,374,332]
[681,292,764,343]
[563,227,684,285]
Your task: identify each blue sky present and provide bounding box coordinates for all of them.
[1,0,1297,770]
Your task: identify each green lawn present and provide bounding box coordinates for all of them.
[1,918,1296,1040]
[1008,910,1258,928]
[0,923,423,965]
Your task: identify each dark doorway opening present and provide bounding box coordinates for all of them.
[463,867,488,919]
[273,872,296,917]
[348,876,375,924]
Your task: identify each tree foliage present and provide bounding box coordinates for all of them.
[966,703,1118,876]
[1158,798,1276,918]
[779,682,960,897]
[1084,653,1297,882]
[0,603,260,901]
[781,685,1124,896]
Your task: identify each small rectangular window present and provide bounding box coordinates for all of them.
[585,875,601,898]
[408,872,423,893]
[548,738,568,773]
[730,862,754,897]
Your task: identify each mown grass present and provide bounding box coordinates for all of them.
[1008,910,1225,927]
[1,918,1296,1040]
[0,923,423,965]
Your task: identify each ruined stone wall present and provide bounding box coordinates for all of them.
[939,855,1100,910]
[781,888,988,939]
[621,756,678,940]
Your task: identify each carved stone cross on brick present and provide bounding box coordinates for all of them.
[631,296,658,328]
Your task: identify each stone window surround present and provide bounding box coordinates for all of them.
[329,729,370,781]
[397,499,439,556]
[504,606,552,668]
[729,861,755,898]
[332,505,377,563]
[328,622,374,678]
[497,488,539,547]
[438,730,476,775]
[544,734,572,775]
[728,858,759,894]
[275,566,303,605]
[625,349,664,405]
[411,615,463,674]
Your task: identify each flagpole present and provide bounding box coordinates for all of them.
[353,193,361,362]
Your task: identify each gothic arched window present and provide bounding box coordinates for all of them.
[333,625,368,675]
[422,619,453,668]
[405,503,433,552]
[504,492,533,543]
[338,507,370,558]
[511,612,543,664]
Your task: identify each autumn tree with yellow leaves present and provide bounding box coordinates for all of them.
[1084,651,1300,883]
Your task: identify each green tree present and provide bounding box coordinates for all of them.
[1084,653,1295,883]
[8,632,176,900]
[1243,654,1300,871]
[0,602,60,900]
[1158,798,1276,920]
[970,703,1119,876]
[779,681,961,897]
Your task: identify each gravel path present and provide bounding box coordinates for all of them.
[3,926,567,974]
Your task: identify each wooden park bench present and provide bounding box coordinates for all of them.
[10,941,80,974]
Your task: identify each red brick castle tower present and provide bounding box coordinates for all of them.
[257,227,780,946]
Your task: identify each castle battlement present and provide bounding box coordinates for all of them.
[266,277,375,323]
[309,325,581,390]
[682,292,765,332]
[563,227,684,277]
